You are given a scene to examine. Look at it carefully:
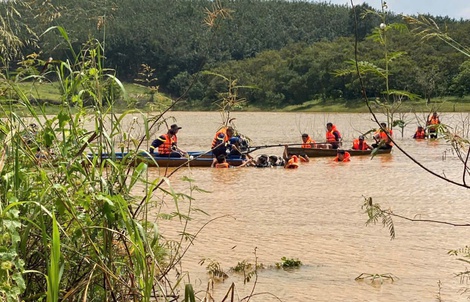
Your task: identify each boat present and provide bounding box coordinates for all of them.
[89,151,247,167]
[286,147,392,158]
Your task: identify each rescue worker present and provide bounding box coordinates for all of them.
[211,126,242,166]
[326,122,342,149]
[301,133,316,148]
[426,112,440,139]
[211,126,235,157]
[334,149,351,162]
[282,145,309,169]
[212,126,234,148]
[284,155,300,169]
[352,135,372,150]
[214,154,230,168]
[150,124,187,157]
[413,126,426,139]
[372,122,393,149]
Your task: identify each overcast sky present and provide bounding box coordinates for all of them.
[319,0,470,20]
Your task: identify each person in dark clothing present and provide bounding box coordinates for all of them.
[150,124,187,157]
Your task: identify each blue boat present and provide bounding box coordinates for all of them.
[89,151,247,167]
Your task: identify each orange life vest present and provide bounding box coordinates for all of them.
[352,139,370,150]
[212,127,231,148]
[326,125,341,143]
[334,152,351,162]
[414,129,426,139]
[158,134,177,154]
[285,155,300,169]
[301,136,316,148]
[429,117,440,125]
[428,117,440,132]
[215,162,230,168]
[375,128,393,146]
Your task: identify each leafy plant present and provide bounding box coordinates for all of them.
[230,260,264,284]
[275,257,303,269]
[199,258,229,282]
[361,196,395,239]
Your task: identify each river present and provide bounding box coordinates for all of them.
[132,111,469,302]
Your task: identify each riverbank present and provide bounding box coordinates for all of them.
[13,81,470,114]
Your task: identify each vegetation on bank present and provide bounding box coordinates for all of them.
[2,0,470,301]
[14,80,470,114]
[4,0,470,110]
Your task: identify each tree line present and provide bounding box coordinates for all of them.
[5,0,470,109]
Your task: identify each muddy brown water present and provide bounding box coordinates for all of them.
[128,112,470,301]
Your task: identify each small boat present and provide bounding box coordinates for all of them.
[286,147,392,158]
[89,151,247,167]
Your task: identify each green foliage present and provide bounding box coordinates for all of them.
[199,258,229,282]
[4,1,470,110]
[230,260,264,284]
[0,25,211,301]
[361,197,395,240]
[0,203,26,301]
[275,257,303,269]
[184,284,196,302]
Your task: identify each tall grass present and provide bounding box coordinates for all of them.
[0,25,202,301]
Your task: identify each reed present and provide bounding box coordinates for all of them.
[0,25,204,301]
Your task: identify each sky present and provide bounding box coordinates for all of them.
[320,0,470,20]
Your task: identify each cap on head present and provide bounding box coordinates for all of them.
[302,133,308,138]
[359,135,364,140]
[380,122,387,127]
[327,122,333,127]
[170,124,182,131]
[337,149,345,154]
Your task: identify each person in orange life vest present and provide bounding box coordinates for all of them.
[426,112,440,138]
[211,126,235,157]
[214,154,230,168]
[372,122,393,149]
[326,122,342,149]
[413,126,426,139]
[334,149,351,162]
[211,126,243,166]
[282,145,309,169]
[150,124,187,157]
[352,135,372,150]
[301,133,316,148]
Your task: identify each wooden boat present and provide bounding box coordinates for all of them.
[286,147,392,158]
[90,151,246,167]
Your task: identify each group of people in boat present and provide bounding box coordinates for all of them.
[148,123,312,168]
[149,113,440,167]
[300,121,393,151]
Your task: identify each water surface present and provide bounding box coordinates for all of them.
[137,112,469,302]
